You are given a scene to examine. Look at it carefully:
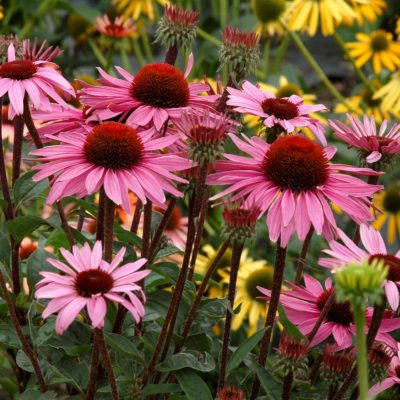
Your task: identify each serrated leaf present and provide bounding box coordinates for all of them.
[0,324,21,349]
[227,328,266,375]
[26,249,55,294]
[157,351,215,372]
[13,171,48,207]
[16,350,34,373]
[20,389,57,400]
[104,332,145,365]
[8,215,51,243]
[175,368,213,400]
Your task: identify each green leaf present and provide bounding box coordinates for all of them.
[227,328,266,375]
[8,216,50,243]
[16,350,34,373]
[175,368,212,400]
[157,351,215,372]
[13,171,48,207]
[0,232,10,266]
[142,384,181,396]
[20,389,57,400]
[278,304,303,341]
[104,332,145,365]
[26,249,55,294]
[0,324,21,349]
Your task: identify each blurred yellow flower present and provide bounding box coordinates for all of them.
[252,0,287,37]
[346,30,400,75]
[335,82,395,122]
[347,0,387,25]
[195,244,233,298]
[373,73,400,115]
[113,0,169,21]
[219,253,274,335]
[373,189,400,244]
[0,6,3,20]
[286,0,356,36]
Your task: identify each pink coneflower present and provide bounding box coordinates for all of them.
[22,38,62,62]
[329,114,400,164]
[369,342,400,397]
[35,241,150,334]
[0,43,74,118]
[78,55,217,131]
[96,15,137,38]
[208,134,382,247]
[31,121,192,211]
[32,104,94,142]
[227,81,327,144]
[153,202,188,250]
[258,275,400,349]
[319,224,400,311]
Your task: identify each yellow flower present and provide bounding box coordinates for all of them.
[373,189,400,245]
[252,0,287,37]
[396,17,400,37]
[0,6,3,20]
[346,30,400,75]
[113,0,169,21]
[286,0,356,36]
[219,252,274,335]
[373,73,400,115]
[346,0,387,25]
[195,244,233,298]
[334,81,396,123]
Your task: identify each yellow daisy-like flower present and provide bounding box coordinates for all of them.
[346,30,400,75]
[334,81,395,123]
[244,77,322,136]
[286,0,356,36]
[219,254,274,336]
[373,73,400,115]
[0,5,3,20]
[195,244,234,298]
[252,0,287,37]
[346,0,387,25]
[373,189,400,245]
[113,0,169,21]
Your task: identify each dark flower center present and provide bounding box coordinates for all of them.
[382,188,400,214]
[317,288,353,326]
[369,254,400,282]
[371,31,389,51]
[131,63,190,108]
[245,267,274,300]
[75,269,114,297]
[275,83,302,99]
[263,135,329,192]
[261,97,299,120]
[0,60,37,80]
[84,122,143,170]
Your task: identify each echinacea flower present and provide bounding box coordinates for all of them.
[208,134,382,247]
[346,30,400,75]
[219,253,274,335]
[153,202,188,250]
[0,44,74,118]
[22,38,62,62]
[319,224,400,310]
[216,386,245,400]
[33,104,93,143]
[113,0,169,21]
[369,342,400,397]
[259,275,400,349]
[35,241,150,334]
[227,81,327,145]
[31,121,192,211]
[96,15,137,38]
[79,55,216,131]
[285,0,356,36]
[373,188,400,244]
[329,114,400,165]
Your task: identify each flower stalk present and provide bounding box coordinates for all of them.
[250,242,287,400]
